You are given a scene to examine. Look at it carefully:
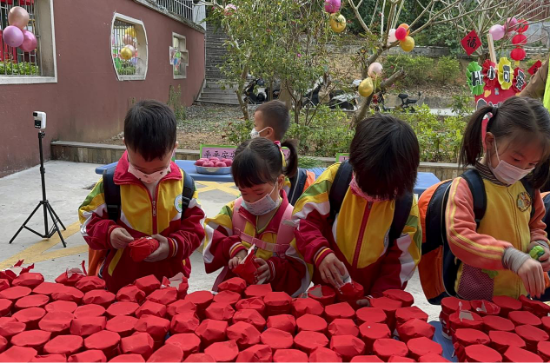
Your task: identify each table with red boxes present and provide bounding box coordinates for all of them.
[0,263,549,362]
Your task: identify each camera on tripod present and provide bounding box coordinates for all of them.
[33,111,46,130]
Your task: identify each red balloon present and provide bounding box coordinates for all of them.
[516,19,529,33]
[512,34,527,45]
[510,47,526,61]
[395,27,407,41]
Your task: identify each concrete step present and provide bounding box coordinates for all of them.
[195,99,240,105]
[198,94,239,101]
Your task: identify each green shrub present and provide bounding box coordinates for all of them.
[434,56,460,84]
[0,61,39,76]
[383,55,460,88]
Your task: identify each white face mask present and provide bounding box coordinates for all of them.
[250,127,269,139]
[489,142,534,185]
[128,164,171,184]
[242,184,280,215]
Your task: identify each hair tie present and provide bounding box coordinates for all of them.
[274,140,282,150]
[481,112,493,150]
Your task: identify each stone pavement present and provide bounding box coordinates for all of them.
[0,161,439,319]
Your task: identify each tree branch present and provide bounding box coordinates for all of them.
[347,0,373,36]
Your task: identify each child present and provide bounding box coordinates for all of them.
[203,138,310,297]
[446,96,550,299]
[292,114,422,297]
[251,100,315,204]
[79,100,205,292]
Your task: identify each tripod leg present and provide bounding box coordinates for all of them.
[9,202,42,244]
[47,203,66,230]
[46,202,66,248]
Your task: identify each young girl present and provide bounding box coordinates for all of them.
[292,114,422,298]
[202,138,310,297]
[447,97,550,300]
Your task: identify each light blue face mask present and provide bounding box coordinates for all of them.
[242,184,280,215]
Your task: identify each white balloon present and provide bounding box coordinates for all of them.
[387,29,397,45]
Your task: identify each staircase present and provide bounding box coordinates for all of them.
[196,25,240,105]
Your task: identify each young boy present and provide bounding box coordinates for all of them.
[292,114,422,298]
[251,100,315,204]
[79,100,205,292]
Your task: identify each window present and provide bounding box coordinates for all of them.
[172,33,189,79]
[111,14,148,81]
[0,0,57,84]
[155,0,193,21]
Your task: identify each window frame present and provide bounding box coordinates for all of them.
[172,32,189,80]
[110,13,148,82]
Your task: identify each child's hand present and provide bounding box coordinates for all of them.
[110,228,133,249]
[318,253,347,288]
[229,250,247,270]
[529,242,550,272]
[144,235,169,262]
[518,258,545,298]
[254,258,271,283]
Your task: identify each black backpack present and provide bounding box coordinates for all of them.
[288,168,309,206]
[102,166,196,222]
[420,169,535,304]
[328,161,413,243]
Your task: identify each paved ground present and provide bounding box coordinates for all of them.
[0,161,439,319]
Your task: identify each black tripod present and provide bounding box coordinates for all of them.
[9,131,67,247]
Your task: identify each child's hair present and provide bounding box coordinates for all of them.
[124,100,177,161]
[256,100,290,141]
[349,114,420,199]
[232,138,298,188]
[460,97,550,189]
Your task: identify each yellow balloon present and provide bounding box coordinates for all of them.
[400,36,415,52]
[358,77,374,97]
[330,14,346,33]
[125,27,137,38]
[120,47,133,60]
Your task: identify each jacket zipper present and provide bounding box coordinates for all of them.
[352,201,372,268]
[508,187,522,297]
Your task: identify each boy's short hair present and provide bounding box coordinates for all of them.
[349,114,420,200]
[256,100,290,140]
[124,100,177,161]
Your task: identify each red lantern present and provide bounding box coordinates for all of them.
[516,19,529,33]
[510,48,526,62]
[512,34,527,45]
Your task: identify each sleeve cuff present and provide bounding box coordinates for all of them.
[168,238,177,258]
[230,243,247,258]
[314,247,333,268]
[534,240,550,250]
[268,259,276,282]
[503,247,530,274]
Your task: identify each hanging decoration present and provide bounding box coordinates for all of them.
[2,6,37,52]
[461,30,482,56]
[324,0,341,14]
[498,57,514,90]
[467,62,485,96]
[482,60,498,89]
[510,20,529,66]
[529,60,542,76]
[512,67,526,93]
[329,13,346,33]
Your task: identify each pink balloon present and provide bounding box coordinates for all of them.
[395,27,407,41]
[19,30,37,52]
[505,17,518,31]
[3,25,24,48]
[126,45,137,55]
[123,34,134,45]
[368,62,383,78]
[8,6,29,30]
[324,0,341,14]
[489,24,505,41]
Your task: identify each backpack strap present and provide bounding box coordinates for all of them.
[329,161,353,221]
[461,169,487,227]
[388,192,414,242]
[288,169,308,205]
[520,179,536,221]
[180,170,195,221]
[102,166,121,221]
[274,204,295,255]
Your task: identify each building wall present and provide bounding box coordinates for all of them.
[0,0,205,177]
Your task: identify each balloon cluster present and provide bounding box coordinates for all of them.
[358,62,383,98]
[389,24,415,52]
[488,18,529,63]
[2,6,37,52]
[324,0,346,33]
[120,27,137,61]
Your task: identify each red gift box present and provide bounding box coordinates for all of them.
[308,285,336,306]
[455,328,490,346]
[470,300,501,316]
[369,297,402,330]
[356,307,387,325]
[205,302,235,321]
[261,328,294,350]
[68,350,107,362]
[134,275,161,296]
[0,286,31,301]
[359,322,391,353]
[328,318,359,337]
[128,238,160,262]
[185,291,214,311]
[120,332,154,360]
[106,302,139,318]
[325,302,355,322]
[492,296,522,317]
[0,317,25,337]
[388,356,414,362]
[503,346,542,362]
[483,315,515,333]
[45,300,77,314]
[11,330,51,351]
[273,349,308,362]
[70,316,107,336]
[116,285,146,304]
[489,331,526,354]
[12,273,44,289]
[515,324,549,352]
[407,337,443,360]
[0,346,38,363]
[84,330,122,359]
[106,316,137,337]
[134,315,170,340]
[15,294,49,310]
[227,321,261,349]
[33,283,58,297]
[441,297,471,315]
[31,354,67,362]
[0,336,6,354]
[267,314,296,334]
[382,289,414,307]
[538,341,550,361]
[397,318,435,342]
[350,356,383,362]
[147,343,184,363]
[205,340,240,362]
[264,292,292,315]
[166,333,201,357]
[218,277,247,294]
[183,353,215,362]
[309,347,343,362]
[51,286,84,304]
[146,287,178,306]
[74,304,106,319]
[55,270,84,286]
[39,311,73,334]
[417,354,450,362]
[75,276,106,293]
[44,335,84,356]
[395,306,428,328]
[0,299,12,317]
[372,339,408,361]
[109,354,145,362]
[170,311,199,334]
[233,309,266,331]
[167,300,197,319]
[213,291,241,306]
[449,311,483,338]
[235,297,265,315]
[337,281,364,304]
[83,290,116,308]
[509,311,542,327]
[292,298,324,318]
[233,250,261,285]
[135,301,166,319]
[296,313,328,333]
[244,284,272,298]
[236,345,272,362]
[0,280,9,293]
[196,319,228,345]
[294,331,329,353]
[330,335,366,360]
[463,344,502,362]
[13,307,46,329]
[519,295,550,318]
